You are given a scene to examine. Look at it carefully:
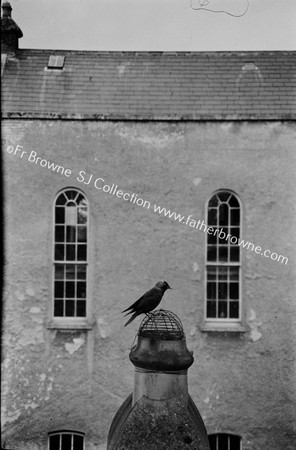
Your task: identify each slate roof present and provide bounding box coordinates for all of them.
[2,49,296,120]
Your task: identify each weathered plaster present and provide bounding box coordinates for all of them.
[247,308,262,342]
[65,336,85,355]
[2,119,296,449]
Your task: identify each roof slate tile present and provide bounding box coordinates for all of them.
[2,49,295,120]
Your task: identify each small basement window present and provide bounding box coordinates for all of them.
[208,433,241,450]
[48,430,85,450]
[47,55,65,70]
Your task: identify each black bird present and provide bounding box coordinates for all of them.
[122,280,171,327]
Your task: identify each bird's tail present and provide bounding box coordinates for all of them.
[124,311,139,327]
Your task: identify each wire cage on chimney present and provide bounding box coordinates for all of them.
[138,309,184,340]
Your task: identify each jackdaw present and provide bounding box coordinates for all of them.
[122,280,171,327]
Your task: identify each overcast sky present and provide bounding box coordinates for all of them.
[10,0,296,51]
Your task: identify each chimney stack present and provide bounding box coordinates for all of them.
[107,310,210,450]
[1,2,23,54]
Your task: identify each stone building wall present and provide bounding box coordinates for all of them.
[2,119,295,449]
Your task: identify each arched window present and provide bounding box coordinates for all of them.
[205,191,242,328]
[48,430,85,450]
[53,189,88,319]
[208,433,241,450]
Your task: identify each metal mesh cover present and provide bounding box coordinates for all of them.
[138,309,184,340]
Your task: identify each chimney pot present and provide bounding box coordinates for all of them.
[1,2,23,54]
[2,2,12,18]
[107,310,210,450]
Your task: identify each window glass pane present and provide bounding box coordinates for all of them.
[218,192,231,202]
[66,201,76,207]
[65,206,77,226]
[55,244,64,261]
[66,300,75,316]
[55,264,64,280]
[78,200,87,224]
[77,282,86,298]
[230,435,241,449]
[66,226,76,243]
[49,434,60,450]
[76,193,85,204]
[66,264,76,279]
[229,267,239,280]
[219,204,229,226]
[208,208,217,226]
[54,300,64,317]
[208,195,218,207]
[77,226,87,242]
[67,190,79,201]
[55,281,64,298]
[66,244,76,261]
[218,267,227,280]
[77,265,86,279]
[74,434,84,450]
[231,209,240,225]
[218,246,228,262]
[207,246,217,261]
[218,282,227,299]
[62,433,72,450]
[77,301,86,317]
[77,245,87,261]
[229,301,239,318]
[55,226,65,242]
[218,228,228,244]
[230,246,239,262]
[66,282,75,298]
[208,232,217,245]
[230,283,239,299]
[78,210,87,224]
[228,195,239,207]
[207,266,216,280]
[231,228,240,240]
[207,283,216,300]
[207,301,216,318]
[55,207,65,224]
[56,193,67,205]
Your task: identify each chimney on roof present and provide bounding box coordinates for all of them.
[107,310,210,450]
[1,2,23,54]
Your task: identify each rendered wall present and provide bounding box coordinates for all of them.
[2,119,296,449]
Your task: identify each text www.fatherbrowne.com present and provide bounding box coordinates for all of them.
[153,204,288,265]
[77,172,288,265]
[6,146,288,265]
